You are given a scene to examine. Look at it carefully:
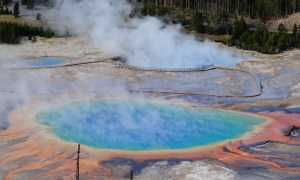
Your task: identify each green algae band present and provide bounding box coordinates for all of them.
[36,100,265,150]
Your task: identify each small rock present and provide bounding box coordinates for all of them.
[282,125,300,136]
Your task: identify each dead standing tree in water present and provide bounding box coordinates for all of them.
[130,169,134,180]
[74,143,133,179]
[76,144,80,180]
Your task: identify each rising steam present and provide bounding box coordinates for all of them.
[48,0,242,68]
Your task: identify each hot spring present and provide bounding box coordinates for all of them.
[36,100,265,151]
[25,57,68,67]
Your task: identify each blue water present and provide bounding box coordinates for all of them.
[36,100,265,150]
[26,58,66,67]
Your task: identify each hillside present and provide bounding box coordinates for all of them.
[268,12,300,30]
[132,0,300,19]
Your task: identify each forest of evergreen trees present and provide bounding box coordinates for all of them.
[2,0,300,53]
[25,0,300,19]
[21,0,53,7]
[21,0,34,9]
[229,18,300,54]
[0,6,12,14]
[0,0,12,6]
[141,4,300,54]
[132,0,300,19]
[0,22,54,44]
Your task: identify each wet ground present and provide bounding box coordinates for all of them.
[0,37,299,179]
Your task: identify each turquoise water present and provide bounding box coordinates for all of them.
[26,58,66,67]
[36,100,265,150]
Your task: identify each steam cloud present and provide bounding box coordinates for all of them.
[49,0,242,68]
[0,2,244,176]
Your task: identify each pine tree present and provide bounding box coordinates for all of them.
[277,24,288,51]
[13,2,20,18]
[232,17,249,40]
[293,24,298,38]
[4,7,9,14]
[36,13,41,20]
[192,12,205,33]
[278,23,287,33]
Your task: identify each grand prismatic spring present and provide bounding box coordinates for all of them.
[36,100,265,150]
